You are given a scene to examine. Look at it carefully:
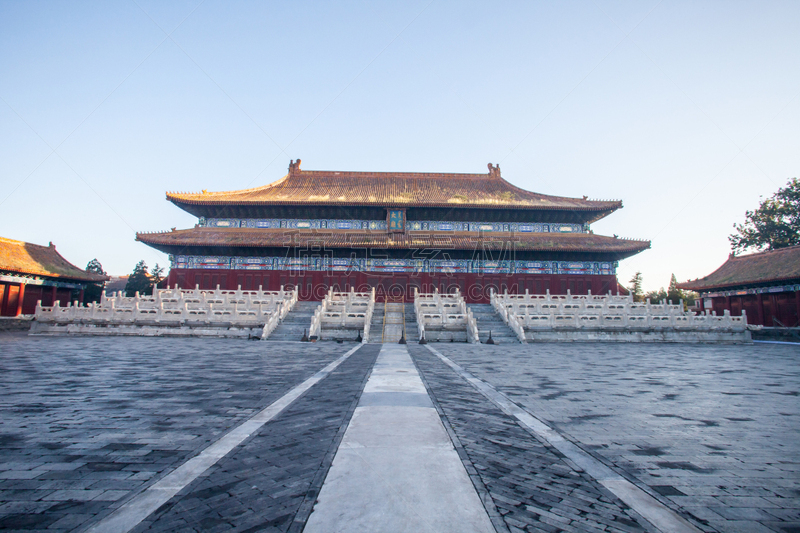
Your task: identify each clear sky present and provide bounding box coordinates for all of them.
[2,1,798,291]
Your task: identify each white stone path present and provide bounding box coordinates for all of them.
[304,344,495,533]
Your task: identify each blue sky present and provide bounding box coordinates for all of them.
[2,1,798,291]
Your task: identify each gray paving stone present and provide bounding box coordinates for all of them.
[134,344,380,533]
[434,343,800,533]
[409,345,657,533]
[0,335,351,532]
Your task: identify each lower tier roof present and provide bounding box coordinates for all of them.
[137,227,649,259]
[0,236,109,282]
[678,245,800,291]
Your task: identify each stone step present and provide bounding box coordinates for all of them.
[468,304,521,344]
[264,300,321,341]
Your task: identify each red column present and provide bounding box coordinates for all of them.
[15,283,25,316]
[757,293,765,326]
[51,286,57,306]
[78,288,85,305]
[0,282,9,316]
[795,290,800,327]
[771,295,779,326]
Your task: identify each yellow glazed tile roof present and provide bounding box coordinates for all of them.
[137,227,650,257]
[167,161,622,212]
[0,237,109,282]
[678,245,800,291]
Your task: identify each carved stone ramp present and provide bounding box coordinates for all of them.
[304,344,495,533]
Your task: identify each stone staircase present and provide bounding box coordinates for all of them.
[265,300,320,342]
[365,304,384,343]
[404,303,420,342]
[469,304,521,344]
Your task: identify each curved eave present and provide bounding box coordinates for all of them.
[0,267,108,283]
[677,276,800,292]
[137,228,649,259]
[168,195,620,211]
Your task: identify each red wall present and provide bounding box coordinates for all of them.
[0,282,78,316]
[703,291,800,327]
[166,268,620,303]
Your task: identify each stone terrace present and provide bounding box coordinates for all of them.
[0,332,797,533]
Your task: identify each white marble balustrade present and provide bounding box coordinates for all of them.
[491,290,749,337]
[309,288,375,341]
[32,285,298,338]
[414,288,479,343]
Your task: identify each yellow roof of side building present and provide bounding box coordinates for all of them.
[0,237,108,282]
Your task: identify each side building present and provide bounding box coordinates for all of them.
[137,160,649,302]
[678,246,800,327]
[0,237,108,316]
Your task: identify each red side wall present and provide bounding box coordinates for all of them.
[0,282,78,316]
[700,291,800,327]
[166,268,620,303]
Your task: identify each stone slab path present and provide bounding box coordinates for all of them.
[304,344,495,533]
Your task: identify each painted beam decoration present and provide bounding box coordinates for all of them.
[702,283,800,298]
[171,255,616,275]
[199,217,588,234]
[0,273,85,289]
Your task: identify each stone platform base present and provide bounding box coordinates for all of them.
[0,316,33,332]
[29,322,263,338]
[420,329,469,343]
[525,328,752,343]
[319,327,364,342]
[752,326,800,343]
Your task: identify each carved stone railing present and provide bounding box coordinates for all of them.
[362,290,376,343]
[490,292,527,343]
[490,289,750,342]
[310,288,375,341]
[413,288,479,343]
[32,285,298,338]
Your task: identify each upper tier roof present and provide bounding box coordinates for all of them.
[137,227,650,258]
[0,237,109,282]
[678,246,800,291]
[167,160,622,219]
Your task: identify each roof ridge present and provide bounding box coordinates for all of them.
[733,244,800,259]
[0,235,55,249]
[296,169,490,178]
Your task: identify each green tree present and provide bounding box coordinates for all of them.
[729,177,800,253]
[682,290,698,309]
[151,263,165,290]
[125,260,152,296]
[628,272,643,302]
[646,274,698,310]
[645,287,667,304]
[84,259,107,303]
[667,273,682,304]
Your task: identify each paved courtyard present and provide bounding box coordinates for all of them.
[434,343,800,533]
[0,332,797,532]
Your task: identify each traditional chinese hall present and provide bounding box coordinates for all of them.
[137,160,649,302]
